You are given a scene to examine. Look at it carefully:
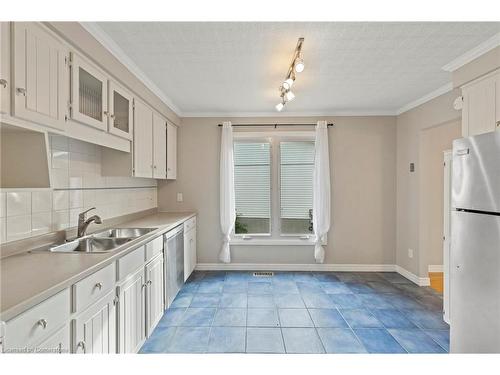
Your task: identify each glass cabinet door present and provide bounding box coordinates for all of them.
[70,53,108,131]
[108,80,133,140]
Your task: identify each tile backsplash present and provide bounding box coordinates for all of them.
[0,135,157,244]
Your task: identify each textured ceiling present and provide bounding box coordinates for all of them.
[95,22,500,115]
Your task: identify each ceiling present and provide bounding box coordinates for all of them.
[93,22,500,116]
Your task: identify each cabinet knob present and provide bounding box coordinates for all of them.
[496,120,500,128]
[77,340,86,353]
[16,87,26,96]
[37,319,48,329]
[95,282,103,290]
[0,79,7,88]
[147,280,152,286]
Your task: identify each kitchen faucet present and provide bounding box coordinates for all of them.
[77,207,102,238]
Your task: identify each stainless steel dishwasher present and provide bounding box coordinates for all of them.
[164,224,184,309]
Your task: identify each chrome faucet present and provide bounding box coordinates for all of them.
[77,207,102,238]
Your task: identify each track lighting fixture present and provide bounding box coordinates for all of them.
[275,38,304,112]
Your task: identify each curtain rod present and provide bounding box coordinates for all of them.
[217,123,334,127]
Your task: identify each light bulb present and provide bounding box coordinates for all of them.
[294,57,304,73]
[283,78,294,90]
[285,90,295,101]
[275,102,284,112]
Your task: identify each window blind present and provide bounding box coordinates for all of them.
[234,142,271,219]
[280,141,315,219]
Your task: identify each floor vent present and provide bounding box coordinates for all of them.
[253,271,274,277]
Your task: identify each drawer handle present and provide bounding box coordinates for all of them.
[95,282,103,290]
[147,280,152,286]
[77,340,86,353]
[496,120,500,127]
[0,79,7,88]
[16,87,26,96]
[37,319,48,329]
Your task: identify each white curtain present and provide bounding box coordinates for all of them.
[219,121,236,263]
[312,120,331,263]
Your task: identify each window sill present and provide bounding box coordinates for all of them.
[230,235,324,246]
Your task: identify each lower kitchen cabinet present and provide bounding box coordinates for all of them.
[117,267,146,353]
[184,217,197,281]
[38,324,70,354]
[72,290,116,354]
[145,254,164,337]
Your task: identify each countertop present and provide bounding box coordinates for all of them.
[0,211,196,322]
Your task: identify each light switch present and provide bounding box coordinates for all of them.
[176,193,183,202]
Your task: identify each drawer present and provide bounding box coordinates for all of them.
[37,324,70,354]
[72,263,116,313]
[117,246,145,281]
[5,288,70,351]
[145,236,163,262]
[184,216,196,232]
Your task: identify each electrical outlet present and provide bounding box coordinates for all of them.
[176,193,183,203]
[408,248,414,258]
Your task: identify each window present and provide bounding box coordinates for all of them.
[232,132,316,244]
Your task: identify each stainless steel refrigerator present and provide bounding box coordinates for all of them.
[450,130,500,353]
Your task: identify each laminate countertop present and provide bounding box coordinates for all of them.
[0,211,196,322]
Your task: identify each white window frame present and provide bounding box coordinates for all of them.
[231,131,324,246]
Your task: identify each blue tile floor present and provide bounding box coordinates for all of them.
[139,271,449,354]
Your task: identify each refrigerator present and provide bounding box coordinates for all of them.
[450,130,500,353]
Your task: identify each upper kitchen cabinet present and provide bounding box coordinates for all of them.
[166,122,177,179]
[69,52,108,131]
[1,22,10,115]
[108,80,133,140]
[12,22,68,131]
[461,70,500,137]
[133,98,154,178]
[153,111,167,179]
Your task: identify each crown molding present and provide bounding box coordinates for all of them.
[181,109,398,118]
[79,22,183,117]
[396,83,453,115]
[442,32,500,72]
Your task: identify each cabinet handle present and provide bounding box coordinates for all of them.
[147,280,152,286]
[103,111,109,117]
[496,120,500,128]
[95,282,103,290]
[16,87,26,96]
[77,340,86,353]
[0,79,7,88]
[153,165,157,169]
[37,319,48,329]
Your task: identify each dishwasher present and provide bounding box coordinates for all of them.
[164,224,184,309]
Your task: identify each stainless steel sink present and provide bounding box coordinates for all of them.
[49,237,133,253]
[92,228,157,238]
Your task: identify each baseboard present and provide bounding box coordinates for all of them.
[428,264,444,273]
[395,265,430,287]
[195,263,397,272]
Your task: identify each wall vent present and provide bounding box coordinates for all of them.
[253,271,274,277]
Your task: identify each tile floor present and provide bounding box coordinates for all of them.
[139,271,449,354]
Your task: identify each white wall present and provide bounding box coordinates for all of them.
[158,116,397,266]
[0,135,157,243]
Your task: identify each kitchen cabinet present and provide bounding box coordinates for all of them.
[70,52,108,131]
[73,290,116,354]
[153,111,167,179]
[117,267,146,353]
[38,324,70,354]
[108,80,133,140]
[167,122,177,179]
[461,70,500,137]
[145,254,164,337]
[133,98,154,178]
[12,22,68,131]
[0,22,10,115]
[184,216,197,281]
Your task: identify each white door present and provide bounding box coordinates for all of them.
[167,122,177,179]
[37,324,70,354]
[117,268,146,353]
[0,22,10,114]
[108,80,133,140]
[153,112,167,179]
[145,255,164,337]
[70,53,108,131]
[12,22,68,130]
[73,290,116,354]
[443,150,452,324]
[133,98,153,178]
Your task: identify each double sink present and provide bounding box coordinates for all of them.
[49,228,157,253]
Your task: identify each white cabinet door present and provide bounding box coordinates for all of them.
[145,255,164,337]
[73,290,116,354]
[12,22,68,131]
[166,122,177,179]
[153,112,167,179]
[70,53,108,131]
[38,324,70,354]
[462,72,499,137]
[108,80,133,140]
[133,98,153,178]
[0,22,10,115]
[184,226,196,281]
[117,267,146,353]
